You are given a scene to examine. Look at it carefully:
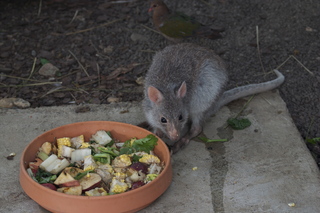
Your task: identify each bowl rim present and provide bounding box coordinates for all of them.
[20,121,172,201]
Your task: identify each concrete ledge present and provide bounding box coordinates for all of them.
[0,91,319,213]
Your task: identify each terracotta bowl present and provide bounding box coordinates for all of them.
[20,121,172,213]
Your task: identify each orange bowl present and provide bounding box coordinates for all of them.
[20,121,172,213]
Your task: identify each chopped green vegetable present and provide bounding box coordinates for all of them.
[145,174,158,182]
[74,170,94,180]
[35,168,57,183]
[37,151,49,161]
[227,118,251,130]
[98,147,119,157]
[198,136,228,143]
[93,153,112,164]
[27,168,37,181]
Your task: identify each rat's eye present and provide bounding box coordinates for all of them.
[161,117,167,123]
[178,115,183,121]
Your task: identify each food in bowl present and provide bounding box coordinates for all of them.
[27,130,164,196]
[20,121,172,213]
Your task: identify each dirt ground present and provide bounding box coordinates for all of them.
[1,0,320,162]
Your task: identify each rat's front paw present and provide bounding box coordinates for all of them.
[171,137,190,154]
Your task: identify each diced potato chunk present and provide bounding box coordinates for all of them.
[57,185,82,195]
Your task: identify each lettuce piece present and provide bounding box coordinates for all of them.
[120,134,158,155]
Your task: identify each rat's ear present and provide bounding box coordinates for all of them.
[177,81,187,98]
[148,86,163,104]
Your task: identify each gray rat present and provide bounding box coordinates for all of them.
[143,43,285,153]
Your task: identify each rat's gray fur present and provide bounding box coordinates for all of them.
[143,43,284,153]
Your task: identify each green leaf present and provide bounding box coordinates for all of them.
[40,58,50,65]
[227,118,251,130]
[198,136,228,143]
[120,134,158,154]
[131,134,158,153]
[131,154,142,162]
[119,147,134,155]
[306,137,320,145]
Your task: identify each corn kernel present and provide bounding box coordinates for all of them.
[57,137,72,147]
[80,142,90,149]
[139,154,160,164]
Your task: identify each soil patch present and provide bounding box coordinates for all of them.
[1,0,320,164]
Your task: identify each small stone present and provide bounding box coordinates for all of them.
[0,98,30,108]
[0,98,13,108]
[103,46,114,55]
[135,76,144,85]
[38,63,59,77]
[130,33,148,42]
[13,98,31,108]
[31,50,37,57]
[306,26,316,32]
[107,97,120,103]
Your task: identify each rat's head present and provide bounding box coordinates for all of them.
[147,81,188,142]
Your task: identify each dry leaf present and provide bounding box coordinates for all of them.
[105,63,140,80]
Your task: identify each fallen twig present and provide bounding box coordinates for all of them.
[64,19,122,36]
[256,26,266,74]
[234,95,255,119]
[105,63,141,80]
[27,57,37,82]
[68,50,90,77]
[41,87,89,98]
[0,74,44,82]
[0,82,62,88]
[140,24,161,34]
[69,10,79,25]
[276,55,314,76]
[96,62,101,86]
[37,0,42,17]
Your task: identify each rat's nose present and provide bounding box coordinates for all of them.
[168,129,180,142]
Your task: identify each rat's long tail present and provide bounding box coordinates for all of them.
[211,69,285,114]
